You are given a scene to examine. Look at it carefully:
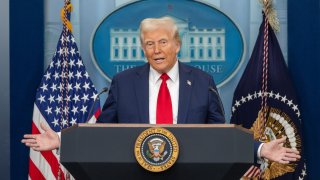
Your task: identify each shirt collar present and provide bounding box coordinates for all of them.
[149,60,179,84]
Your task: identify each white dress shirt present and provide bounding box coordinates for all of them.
[149,60,179,124]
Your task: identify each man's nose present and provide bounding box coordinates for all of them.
[154,43,161,53]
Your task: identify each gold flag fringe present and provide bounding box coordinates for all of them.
[60,3,73,32]
[260,0,280,32]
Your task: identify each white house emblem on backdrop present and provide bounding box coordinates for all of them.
[109,16,225,63]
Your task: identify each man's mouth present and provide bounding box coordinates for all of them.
[154,57,165,63]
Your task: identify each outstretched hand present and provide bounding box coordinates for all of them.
[21,122,60,151]
[260,136,301,164]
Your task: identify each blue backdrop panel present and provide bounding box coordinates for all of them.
[10,0,44,179]
[288,0,320,179]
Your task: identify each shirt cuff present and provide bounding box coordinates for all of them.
[56,132,61,155]
[257,142,265,162]
[57,131,61,140]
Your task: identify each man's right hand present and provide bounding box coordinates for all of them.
[21,122,60,151]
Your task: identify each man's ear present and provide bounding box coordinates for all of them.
[175,42,181,53]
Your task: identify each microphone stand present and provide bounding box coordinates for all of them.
[208,86,225,118]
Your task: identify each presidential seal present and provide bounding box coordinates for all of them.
[134,128,179,172]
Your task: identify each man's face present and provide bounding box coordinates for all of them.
[142,28,180,74]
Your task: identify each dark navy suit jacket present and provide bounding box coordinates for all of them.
[97,62,225,124]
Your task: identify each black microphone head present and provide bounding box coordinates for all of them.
[101,87,109,93]
[208,86,215,92]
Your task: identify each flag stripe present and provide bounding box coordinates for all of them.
[94,108,101,119]
[87,108,101,123]
[243,165,254,177]
[29,152,56,180]
[243,165,260,178]
[29,149,56,180]
[29,159,46,180]
[252,167,261,177]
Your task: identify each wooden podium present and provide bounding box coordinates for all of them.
[60,124,253,180]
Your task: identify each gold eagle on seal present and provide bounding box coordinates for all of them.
[146,138,167,162]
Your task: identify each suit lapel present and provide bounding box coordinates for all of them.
[177,62,193,124]
[134,63,150,123]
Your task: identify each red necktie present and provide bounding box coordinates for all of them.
[156,73,173,124]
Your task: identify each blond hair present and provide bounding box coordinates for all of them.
[139,16,181,45]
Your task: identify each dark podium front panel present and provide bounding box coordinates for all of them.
[61,124,253,180]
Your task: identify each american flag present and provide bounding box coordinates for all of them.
[28,5,100,179]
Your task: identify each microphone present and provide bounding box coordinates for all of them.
[208,86,225,118]
[85,87,109,123]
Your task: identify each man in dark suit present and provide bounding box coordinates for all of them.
[97,17,224,124]
[22,16,300,166]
